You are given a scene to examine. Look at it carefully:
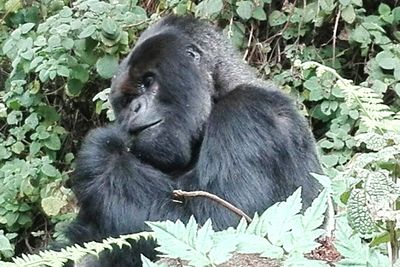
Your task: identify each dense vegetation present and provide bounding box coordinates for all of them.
[0,0,400,266]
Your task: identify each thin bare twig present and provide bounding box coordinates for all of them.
[332,9,341,66]
[243,23,254,62]
[172,190,252,223]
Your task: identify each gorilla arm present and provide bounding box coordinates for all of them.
[67,126,185,244]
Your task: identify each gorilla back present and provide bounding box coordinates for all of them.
[67,16,322,266]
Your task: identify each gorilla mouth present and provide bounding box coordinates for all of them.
[129,119,163,135]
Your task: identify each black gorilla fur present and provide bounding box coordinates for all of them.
[66,16,322,266]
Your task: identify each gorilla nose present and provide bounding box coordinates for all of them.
[131,101,142,114]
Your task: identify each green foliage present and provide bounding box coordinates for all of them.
[0,188,327,266]
[334,217,390,266]
[148,188,328,266]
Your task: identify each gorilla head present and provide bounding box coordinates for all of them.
[110,32,213,172]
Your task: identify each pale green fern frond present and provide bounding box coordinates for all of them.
[0,232,153,267]
[302,61,399,132]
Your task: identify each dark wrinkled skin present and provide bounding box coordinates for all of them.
[66,16,322,267]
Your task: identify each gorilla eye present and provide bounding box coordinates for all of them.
[143,75,154,88]
[185,46,201,62]
[137,74,155,94]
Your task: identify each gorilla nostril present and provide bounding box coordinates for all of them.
[134,103,141,113]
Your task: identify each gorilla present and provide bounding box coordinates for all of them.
[66,15,322,266]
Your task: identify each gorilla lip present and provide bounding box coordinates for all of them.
[130,119,163,135]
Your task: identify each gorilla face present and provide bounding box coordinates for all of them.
[110,32,213,172]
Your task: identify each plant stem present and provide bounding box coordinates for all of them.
[387,220,399,264]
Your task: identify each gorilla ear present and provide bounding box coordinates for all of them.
[185,45,201,63]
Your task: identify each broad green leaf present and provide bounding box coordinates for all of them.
[41,163,59,177]
[57,65,70,77]
[37,106,60,124]
[48,35,61,47]
[269,10,287,26]
[59,7,72,17]
[252,7,267,21]
[20,23,35,34]
[66,79,84,96]
[78,25,97,39]
[25,113,39,129]
[61,38,74,49]
[96,54,119,79]
[44,134,61,150]
[7,111,22,125]
[29,56,44,70]
[341,5,355,24]
[378,3,391,16]
[321,154,338,167]
[29,142,41,155]
[11,141,24,154]
[375,51,396,70]
[0,235,12,251]
[236,1,254,20]
[41,197,66,216]
[196,0,223,17]
[351,26,371,44]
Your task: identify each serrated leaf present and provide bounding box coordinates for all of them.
[302,189,328,231]
[195,219,214,254]
[96,55,119,79]
[347,189,376,237]
[261,188,303,246]
[334,217,390,266]
[147,219,212,266]
[235,233,284,258]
